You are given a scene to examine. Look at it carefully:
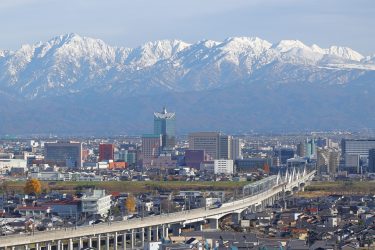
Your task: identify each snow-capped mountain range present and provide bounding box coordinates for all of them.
[0,33,374,99]
[0,34,375,135]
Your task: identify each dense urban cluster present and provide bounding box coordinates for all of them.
[0,107,375,249]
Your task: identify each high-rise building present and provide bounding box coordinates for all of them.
[296,139,316,158]
[231,138,243,160]
[99,144,114,162]
[275,148,295,165]
[368,148,375,173]
[189,132,220,160]
[341,139,375,157]
[142,134,162,167]
[219,135,232,160]
[44,141,82,168]
[188,132,234,160]
[296,142,305,157]
[341,139,375,172]
[154,107,176,150]
[317,148,339,175]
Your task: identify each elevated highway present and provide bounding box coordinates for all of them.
[0,169,315,249]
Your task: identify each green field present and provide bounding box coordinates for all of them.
[299,180,375,197]
[1,180,250,195]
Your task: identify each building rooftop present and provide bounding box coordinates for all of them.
[154,107,175,119]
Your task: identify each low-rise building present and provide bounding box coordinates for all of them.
[214,159,234,175]
[81,190,111,217]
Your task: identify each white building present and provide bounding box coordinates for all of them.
[0,159,27,174]
[214,159,234,175]
[81,190,111,216]
[29,172,70,181]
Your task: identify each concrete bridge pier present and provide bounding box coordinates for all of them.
[130,229,135,249]
[97,234,101,250]
[146,226,152,241]
[122,232,127,250]
[68,239,73,250]
[114,232,118,250]
[105,234,110,250]
[154,226,159,242]
[59,241,64,250]
[161,224,168,239]
[140,228,145,247]
[78,237,83,250]
[88,237,92,248]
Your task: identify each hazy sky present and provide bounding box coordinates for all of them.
[1,0,374,55]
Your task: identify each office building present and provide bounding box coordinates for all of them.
[44,141,82,168]
[341,139,375,172]
[275,148,295,165]
[368,149,375,173]
[341,139,375,157]
[189,132,220,160]
[142,134,162,167]
[99,143,114,162]
[219,134,232,159]
[214,159,234,175]
[188,132,234,160]
[154,107,176,150]
[231,138,243,160]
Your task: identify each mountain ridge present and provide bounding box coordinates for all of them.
[0,34,374,134]
[0,33,374,99]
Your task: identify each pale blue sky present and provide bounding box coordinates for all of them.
[1,0,374,55]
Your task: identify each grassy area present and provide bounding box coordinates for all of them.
[297,180,375,197]
[0,180,250,195]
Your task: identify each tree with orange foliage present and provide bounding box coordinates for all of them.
[24,178,42,195]
[125,194,136,214]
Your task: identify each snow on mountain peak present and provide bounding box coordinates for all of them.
[328,46,364,61]
[0,34,373,99]
[223,37,272,52]
[200,40,220,48]
[126,39,191,67]
[311,44,326,54]
[273,40,310,53]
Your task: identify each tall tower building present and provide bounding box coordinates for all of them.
[154,107,176,150]
[99,143,114,162]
